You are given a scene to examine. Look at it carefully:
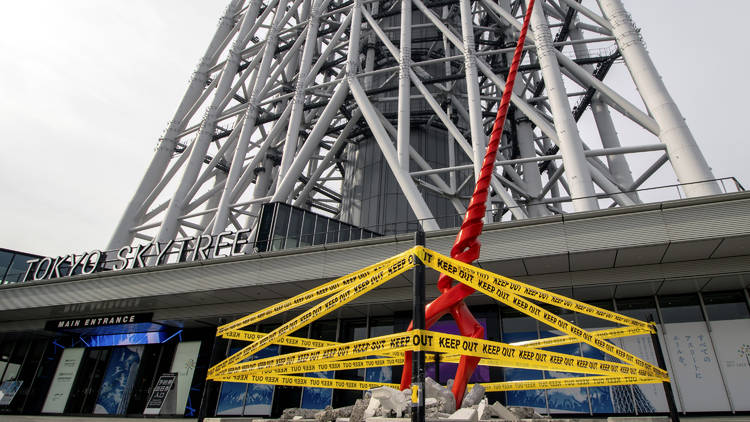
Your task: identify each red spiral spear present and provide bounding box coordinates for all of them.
[400,0,536,406]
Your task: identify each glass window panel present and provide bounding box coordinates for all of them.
[255,203,276,252]
[326,221,340,244]
[338,224,350,242]
[313,218,328,245]
[576,300,615,328]
[286,208,304,249]
[310,320,337,342]
[0,251,13,282]
[658,294,703,323]
[271,205,291,251]
[615,296,659,323]
[702,290,750,321]
[5,253,38,283]
[300,213,316,247]
[3,339,30,381]
[350,228,361,241]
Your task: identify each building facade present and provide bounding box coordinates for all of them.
[0,192,748,418]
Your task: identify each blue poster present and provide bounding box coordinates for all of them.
[502,331,547,411]
[244,345,279,415]
[541,333,589,414]
[301,371,334,410]
[579,341,617,413]
[217,345,279,416]
[366,365,392,383]
[94,345,144,415]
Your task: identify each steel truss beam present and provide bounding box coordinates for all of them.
[110,0,720,252]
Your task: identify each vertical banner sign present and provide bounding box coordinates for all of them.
[664,322,730,412]
[42,347,85,413]
[709,319,750,411]
[94,345,144,415]
[144,373,178,415]
[169,341,201,415]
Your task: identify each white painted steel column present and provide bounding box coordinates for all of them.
[271,80,350,202]
[108,0,242,248]
[528,0,598,211]
[278,0,328,182]
[211,0,290,235]
[598,0,720,197]
[458,0,486,183]
[516,111,548,217]
[155,0,269,244]
[396,0,412,171]
[566,20,637,198]
[347,0,438,231]
[350,79,439,231]
[293,110,363,207]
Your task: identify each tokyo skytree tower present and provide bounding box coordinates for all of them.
[109,0,720,250]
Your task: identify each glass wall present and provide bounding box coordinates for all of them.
[0,289,748,417]
[0,249,41,284]
[254,203,380,253]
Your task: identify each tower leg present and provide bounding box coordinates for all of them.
[598,0,720,197]
[528,0,598,211]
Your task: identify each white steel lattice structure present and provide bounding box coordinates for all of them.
[110,0,721,250]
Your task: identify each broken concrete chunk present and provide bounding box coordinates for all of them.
[371,386,409,417]
[424,377,456,413]
[448,407,478,422]
[487,401,519,421]
[476,398,488,420]
[461,383,485,408]
[350,398,370,422]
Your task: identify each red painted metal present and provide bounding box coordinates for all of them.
[400,0,537,406]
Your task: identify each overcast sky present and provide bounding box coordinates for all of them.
[1,1,748,257]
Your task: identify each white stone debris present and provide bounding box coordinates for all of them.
[476,398,488,420]
[487,401,519,421]
[461,383,485,408]
[425,377,456,413]
[448,407,478,422]
[370,386,409,417]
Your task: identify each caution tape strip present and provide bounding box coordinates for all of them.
[415,248,665,377]
[210,331,415,378]
[217,253,406,336]
[213,330,666,381]
[509,326,652,349]
[479,375,664,392]
[221,330,406,359]
[209,250,416,376]
[212,372,399,390]
[418,331,666,380]
[416,247,651,331]
[221,330,340,349]
[261,358,404,375]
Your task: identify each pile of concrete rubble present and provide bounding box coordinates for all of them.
[280,378,544,422]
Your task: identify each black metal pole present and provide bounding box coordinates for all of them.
[199,318,227,421]
[412,230,426,422]
[649,315,680,422]
[434,353,440,384]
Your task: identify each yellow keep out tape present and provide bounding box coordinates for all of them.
[212,372,399,390]
[209,250,415,376]
[217,252,408,336]
[480,375,663,392]
[206,246,671,392]
[415,247,651,330]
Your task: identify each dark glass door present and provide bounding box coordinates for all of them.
[64,348,110,414]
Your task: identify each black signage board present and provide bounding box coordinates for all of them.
[45,312,153,331]
[144,372,177,415]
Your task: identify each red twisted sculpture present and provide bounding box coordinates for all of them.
[400,0,537,406]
